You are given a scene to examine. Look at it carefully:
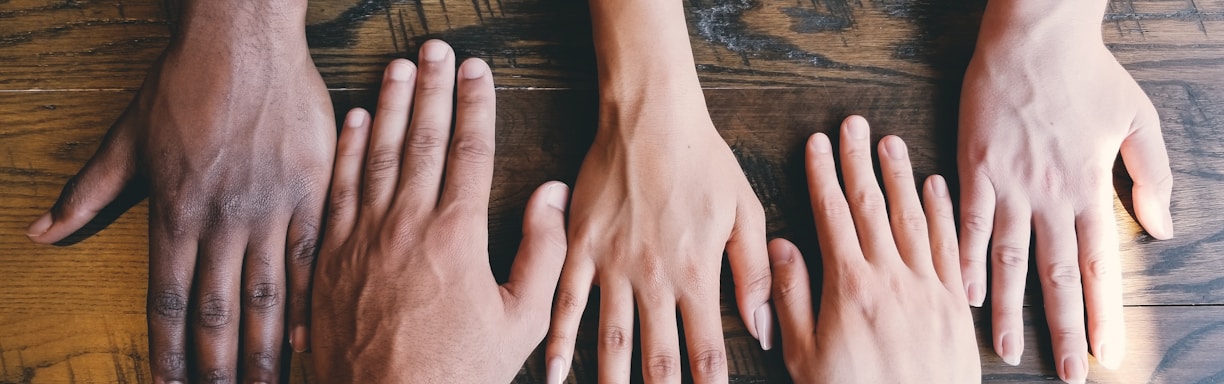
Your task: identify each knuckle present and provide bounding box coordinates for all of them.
[249,351,277,370]
[365,148,401,176]
[150,289,188,322]
[896,210,928,233]
[458,88,493,107]
[646,354,680,379]
[1046,262,1082,290]
[849,190,886,213]
[450,136,492,164]
[407,127,447,151]
[197,294,234,329]
[992,245,1029,270]
[245,282,281,312]
[200,368,234,384]
[553,290,586,316]
[961,211,993,233]
[156,351,185,373]
[1083,252,1114,278]
[691,347,727,376]
[741,267,773,297]
[815,196,850,217]
[838,269,875,313]
[289,231,320,268]
[775,279,808,308]
[599,325,631,352]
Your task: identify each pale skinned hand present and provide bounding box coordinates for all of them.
[310,40,571,383]
[958,2,1173,382]
[25,2,333,382]
[770,116,980,384]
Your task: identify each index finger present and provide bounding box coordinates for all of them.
[805,132,861,271]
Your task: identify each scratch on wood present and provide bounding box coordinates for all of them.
[439,0,452,30]
[470,0,484,24]
[385,5,400,54]
[413,0,430,34]
[398,8,412,54]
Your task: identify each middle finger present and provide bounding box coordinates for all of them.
[838,116,897,263]
[637,289,681,384]
[192,231,247,382]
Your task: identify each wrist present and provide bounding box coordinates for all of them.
[175,0,309,53]
[976,0,1106,53]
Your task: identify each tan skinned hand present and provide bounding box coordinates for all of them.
[958,2,1173,382]
[771,116,980,384]
[310,40,570,383]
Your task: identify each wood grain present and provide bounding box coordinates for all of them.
[2,0,1223,383]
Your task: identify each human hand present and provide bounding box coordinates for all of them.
[770,116,979,383]
[25,2,333,382]
[310,40,571,383]
[543,82,772,384]
[958,1,1173,381]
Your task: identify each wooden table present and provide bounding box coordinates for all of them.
[2,0,1222,382]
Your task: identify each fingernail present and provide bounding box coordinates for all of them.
[845,116,868,139]
[884,136,907,159]
[345,109,365,127]
[546,183,569,211]
[388,60,413,81]
[27,212,52,238]
[810,133,831,154]
[929,175,948,198]
[999,332,1021,366]
[421,40,448,62]
[1061,355,1087,384]
[291,326,308,353]
[965,281,984,307]
[1096,343,1119,370]
[461,59,487,79]
[754,303,773,350]
[547,356,566,384]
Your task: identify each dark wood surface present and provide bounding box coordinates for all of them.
[2,0,1222,383]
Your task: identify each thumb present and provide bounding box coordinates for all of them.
[27,124,136,244]
[1120,101,1174,239]
[726,193,773,351]
[503,182,570,317]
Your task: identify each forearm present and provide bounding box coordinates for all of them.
[589,0,710,136]
[978,0,1106,49]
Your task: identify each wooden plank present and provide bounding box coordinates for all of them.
[2,83,1223,381]
[2,0,1222,90]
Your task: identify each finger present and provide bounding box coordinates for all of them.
[677,291,729,384]
[923,175,964,294]
[28,120,136,243]
[878,135,933,272]
[438,58,496,211]
[805,132,862,271]
[325,109,372,242]
[396,40,457,209]
[726,190,773,350]
[957,166,996,307]
[240,226,289,383]
[362,59,417,213]
[146,208,197,383]
[545,256,595,384]
[637,289,681,384]
[766,239,816,355]
[504,182,570,318]
[989,198,1031,367]
[1121,102,1174,239]
[838,115,896,263]
[1077,201,1125,370]
[1033,211,1089,384]
[286,195,324,354]
[192,232,248,383]
[597,281,635,384]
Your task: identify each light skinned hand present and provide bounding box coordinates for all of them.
[25,2,333,381]
[770,116,980,383]
[958,1,1173,382]
[310,40,571,383]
